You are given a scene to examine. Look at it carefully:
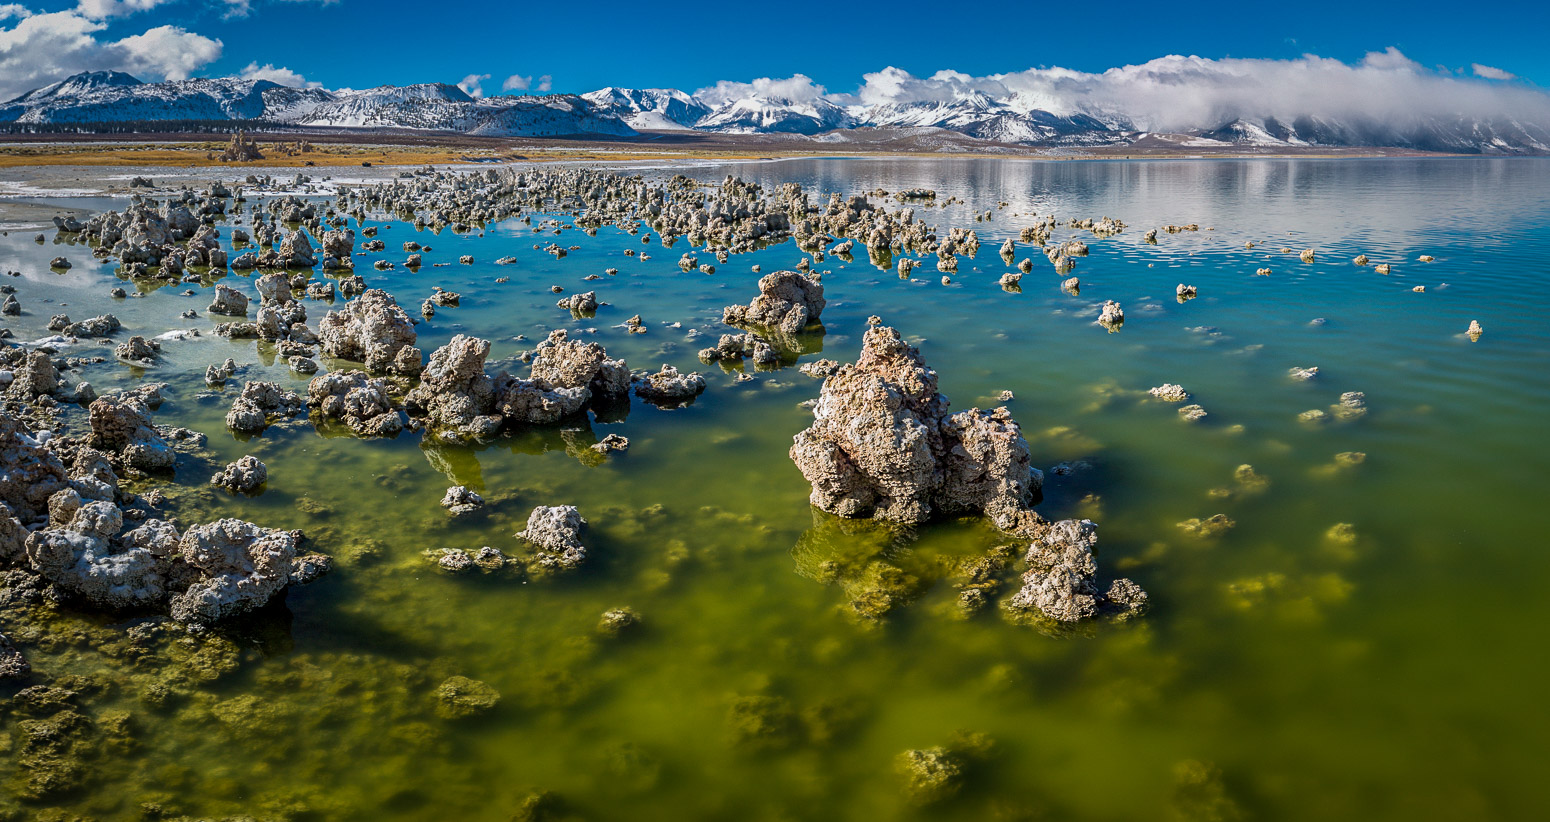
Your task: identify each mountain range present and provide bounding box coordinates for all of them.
[3,71,1547,154]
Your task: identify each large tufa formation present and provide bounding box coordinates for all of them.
[2,417,325,626]
[226,381,305,434]
[317,288,422,376]
[790,325,1040,525]
[403,330,631,441]
[722,270,826,335]
[306,370,405,437]
[219,131,263,162]
[88,393,174,473]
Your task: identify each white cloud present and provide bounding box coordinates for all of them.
[0,10,221,100]
[502,73,552,94]
[696,73,826,107]
[0,3,32,20]
[114,24,220,80]
[834,50,1550,132]
[1472,63,1517,81]
[458,73,489,98]
[75,0,172,19]
[240,61,317,88]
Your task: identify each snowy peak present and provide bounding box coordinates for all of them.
[695,95,853,135]
[3,69,1548,153]
[581,87,711,130]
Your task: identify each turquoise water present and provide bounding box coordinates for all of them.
[1,157,1548,821]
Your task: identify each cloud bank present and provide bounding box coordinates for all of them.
[706,49,1548,131]
[0,9,221,100]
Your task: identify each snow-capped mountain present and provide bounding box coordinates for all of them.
[693,95,853,135]
[4,71,1548,153]
[581,88,709,130]
[857,91,1121,143]
[0,71,334,125]
[0,72,636,138]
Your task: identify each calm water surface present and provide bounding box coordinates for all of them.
[1,157,1547,821]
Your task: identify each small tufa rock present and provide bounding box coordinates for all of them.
[1149,384,1190,402]
[440,485,485,515]
[518,505,588,573]
[210,455,267,493]
[590,433,629,454]
[1097,300,1124,329]
[1466,319,1483,340]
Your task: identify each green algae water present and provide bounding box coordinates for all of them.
[2,157,1549,821]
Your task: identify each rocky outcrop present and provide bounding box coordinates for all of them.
[25,494,176,611]
[556,290,598,314]
[207,284,248,316]
[317,288,421,376]
[114,335,160,365]
[88,394,174,473]
[789,325,1040,525]
[440,486,484,515]
[210,456,267,493]
[528,329,631,399]
[226,381,305,434]
[306,370,404,437]
[170,519,302,625]
[1004,519,1147,623]
[1098,301,1124,329]
[0,418,71,523]
[632,364,706,407]
[722,270,825,335]
[404,335,501,441]
[518,505,588,574]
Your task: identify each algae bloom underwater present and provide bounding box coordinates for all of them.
[0,155,1545,821]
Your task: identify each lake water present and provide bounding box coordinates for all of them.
[1,156,1547,821]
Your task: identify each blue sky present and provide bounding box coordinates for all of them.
[1,0,1547,100]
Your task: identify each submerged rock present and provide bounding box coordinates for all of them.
[434,676,500,719]
[789,325,1040,525]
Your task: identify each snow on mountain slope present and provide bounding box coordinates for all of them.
[581,88,709,130]
[0,72,336,125]
[0,73,636,137]
[5,69,1549,152]
[695,95,853,135]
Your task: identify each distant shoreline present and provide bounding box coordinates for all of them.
[0,128,1507,173]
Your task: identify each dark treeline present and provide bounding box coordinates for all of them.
[0,119,283,136]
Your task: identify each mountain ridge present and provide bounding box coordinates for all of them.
[4,71,1547,153]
